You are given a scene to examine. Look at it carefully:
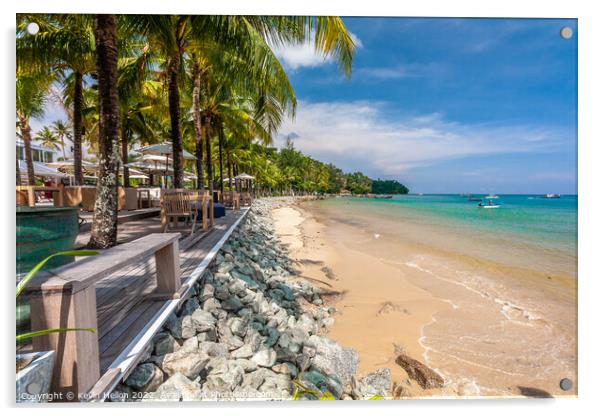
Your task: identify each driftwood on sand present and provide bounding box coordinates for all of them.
[395,354,445,389]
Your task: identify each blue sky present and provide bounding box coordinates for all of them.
[272,17,578,194]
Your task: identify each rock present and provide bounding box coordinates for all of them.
[191,309,216,332]
[124,363,164,392]
[196,328,217,342]
[222,297,243,312]
[228,278,248,295]
[231,344,254,359]
[165,314,196,340]
[144,373,202,401]
[302,369,343,399]
[180,297,200,316]
[200,341,230,358]
[214,285,230,301]
[153,332,180,356]
[107,383,133,402]
[357,368,391,398]
[202,298,221,314]
[264,327,280,348]
[241,369,266,390]
[218,327,245,350]
[395,354,444,389]
[234,359,258,373]
[251,348,277,367]
[228,317,248,338]
[161,348,210,380]
[199,283,215,302]
[204,362,244,392]
[304,335,359,386]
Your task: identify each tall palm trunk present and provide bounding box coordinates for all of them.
[60,135,67,160]
[217,122,225,200]
[205,116,213,196]
[227,150,233,191]
[20,118,35,185]
[121,124,129,187]
[167,54,183,188]
[88,14,120,249]
[192,64,204,190]
[73,70,84,185]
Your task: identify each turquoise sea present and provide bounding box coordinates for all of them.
[319,194,577,277]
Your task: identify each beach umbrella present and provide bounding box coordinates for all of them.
[137,142,196,160]
[23,160,69,178]
[234,173,255,180]
[47,159,99,173]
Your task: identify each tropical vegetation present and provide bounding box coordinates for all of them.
[16,14,408,248]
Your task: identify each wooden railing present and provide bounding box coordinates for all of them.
[21,233,182,400]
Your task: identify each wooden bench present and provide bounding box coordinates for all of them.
[223,191,240,210]
[22,233,181,400]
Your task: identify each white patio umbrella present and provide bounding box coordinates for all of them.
[23,160,69,179]
[138,142,196,160]
[47,159,99,172]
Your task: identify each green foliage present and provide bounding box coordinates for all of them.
[345,171,372,194]
[371,179,409,195]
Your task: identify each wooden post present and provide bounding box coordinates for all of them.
[29,284,100,401]
[27,187,35,207]
[154,240,181,295]
[53,188,64,207]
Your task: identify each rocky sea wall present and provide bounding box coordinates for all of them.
[110,198,391,401]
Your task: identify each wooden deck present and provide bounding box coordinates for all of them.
[22,208,249,401]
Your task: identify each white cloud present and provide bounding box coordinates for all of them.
[275,100,570,178]
[271,31,362,71]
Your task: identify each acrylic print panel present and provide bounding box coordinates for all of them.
[15,14,577,402]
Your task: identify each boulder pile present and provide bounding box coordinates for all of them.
[111,198,391,401]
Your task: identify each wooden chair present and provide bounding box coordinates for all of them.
[240,191,253,207]
[223,191,240,210]
[188,190,214,231]
[160,190,197,235]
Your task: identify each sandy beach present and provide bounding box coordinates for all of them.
[271,198,577,398]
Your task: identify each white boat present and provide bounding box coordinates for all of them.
[484,194,499,199]
[478,204,500,209]
[544,193,561,199]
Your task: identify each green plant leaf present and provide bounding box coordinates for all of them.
[16,327,96,343]
[319,391,336,400]
[16,250,98,298]
[369,394,384,400]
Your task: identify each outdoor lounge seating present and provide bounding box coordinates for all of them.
[160,190,198,235]
[223,190,241,210]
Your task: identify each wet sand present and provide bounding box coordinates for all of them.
[271,200,577,398]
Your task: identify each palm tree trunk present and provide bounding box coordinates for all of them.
[88,14,120,249]
[60,136,67,160]
[73,70,84,185]
[205,115,213,196]
[21,119,35,185]
[227,149,233,191]
[167,54,184,188]
[192,64,204,190]
[217,122,225,201]
[121,124,129,187]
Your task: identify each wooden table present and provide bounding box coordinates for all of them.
[137,189,151,209]
[16,186,64,207]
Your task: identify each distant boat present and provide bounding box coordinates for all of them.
[478,200,500,209]
[485,194,499,199]
[374,195,393,199]
[543,193,561,199]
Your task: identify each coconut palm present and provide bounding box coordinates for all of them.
[51,119,72,159]
[123,15,356,189]
[17,14,96,185]
[88,14,120,249]
[16,71,52,185]
[35,126,61,152]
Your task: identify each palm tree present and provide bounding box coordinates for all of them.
[88,14,120,249]
[17,14,96,185]
[16,71,52,185]
[51,119,72,159]
[35,126,61,152]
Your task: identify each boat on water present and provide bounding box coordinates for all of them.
[478,200,500,209]
[543,193,561,199]
[374,195,393,199]
[484,194,499,199]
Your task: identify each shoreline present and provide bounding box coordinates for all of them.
[272,197,576,398]
[272,199,454,397]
